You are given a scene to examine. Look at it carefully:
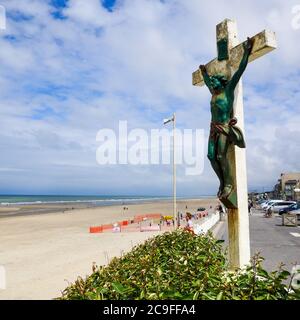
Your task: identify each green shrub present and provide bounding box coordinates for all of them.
[59,230,300,300]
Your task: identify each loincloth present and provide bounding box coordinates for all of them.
[209,118,246,148]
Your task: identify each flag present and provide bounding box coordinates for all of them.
[163,116,174,125]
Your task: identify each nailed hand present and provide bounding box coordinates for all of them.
[244,37,254,54]
[199,64,207,73]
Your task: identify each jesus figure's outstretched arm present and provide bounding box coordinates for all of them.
[200,65,214,94]
[227,37,254,93]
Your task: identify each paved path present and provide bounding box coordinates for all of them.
[214,209,300,272]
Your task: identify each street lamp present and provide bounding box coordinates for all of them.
[163,113,177,228]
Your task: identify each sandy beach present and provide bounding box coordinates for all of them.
[0,198,218,300]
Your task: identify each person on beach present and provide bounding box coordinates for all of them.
[185,212,194,234]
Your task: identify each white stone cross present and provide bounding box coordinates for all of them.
[193,19,277,269]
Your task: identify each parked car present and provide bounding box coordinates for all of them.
[197,207,206,212]
[260,200,279,209]
[262,200,284,211]
[279,203,300,215]
[257,200,267,207]
[260,200,272,209]
[269,201,296,214]
[257,199,268,205]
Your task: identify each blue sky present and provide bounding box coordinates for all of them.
[0,0,299,196]
[51,0,117,13]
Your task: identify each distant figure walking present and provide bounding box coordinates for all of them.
[248,200,253,214]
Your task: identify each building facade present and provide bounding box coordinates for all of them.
[273,173,300,201]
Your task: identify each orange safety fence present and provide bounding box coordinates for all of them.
[89,226,103,233]
[102,224,113,230]
[134,213,162,222]
[90,216,162,233]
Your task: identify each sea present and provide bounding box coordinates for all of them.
[0,195,173,206]
[0,195,213,207]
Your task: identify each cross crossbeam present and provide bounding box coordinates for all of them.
[193,28,277,87]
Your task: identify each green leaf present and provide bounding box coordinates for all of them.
[112,282,129,295]
[216,292,223,300]
[279,271,291,279]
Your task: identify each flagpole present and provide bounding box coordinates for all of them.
[163,114,177,229]
[173,113,177,228]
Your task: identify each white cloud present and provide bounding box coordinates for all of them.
[64,0,112,26]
